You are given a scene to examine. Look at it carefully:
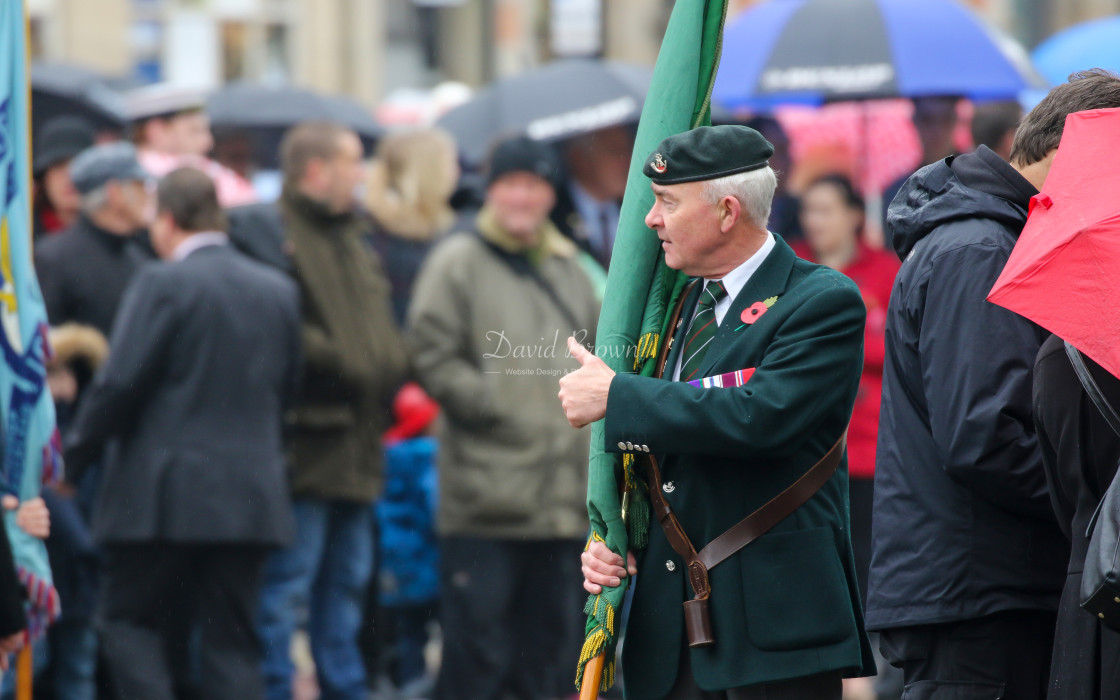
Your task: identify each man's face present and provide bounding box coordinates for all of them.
[111,179,155,230]
[168,112,214,156]
[644,181,723,276]
[486,172,556,243]
[912,97,958,163]
[577,126,634,200]
[322,132,367,214]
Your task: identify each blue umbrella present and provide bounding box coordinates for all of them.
[1031,15,1120,87]
[713,0,1043,108]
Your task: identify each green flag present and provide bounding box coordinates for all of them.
[576,0,730,692]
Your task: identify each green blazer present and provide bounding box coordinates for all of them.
[605,236,875,697]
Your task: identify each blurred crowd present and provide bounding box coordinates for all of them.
[0,65,1093,700]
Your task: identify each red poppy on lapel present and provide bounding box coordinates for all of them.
[740,296,779,326]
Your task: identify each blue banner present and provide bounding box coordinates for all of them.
[0,1,60,638]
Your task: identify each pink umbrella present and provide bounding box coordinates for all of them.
[988,107,1120,379]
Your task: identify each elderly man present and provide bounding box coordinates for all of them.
[34,142,155,336]
[64,167,301,700]
[561,125,874,700]
[409,136,599,700]
[551,125,634,270]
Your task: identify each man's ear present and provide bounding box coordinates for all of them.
[718,195,741,233]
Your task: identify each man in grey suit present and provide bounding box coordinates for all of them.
[64,167,302,700]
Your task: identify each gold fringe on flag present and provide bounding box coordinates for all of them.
[575,595,618,692]
[633,332,660,371]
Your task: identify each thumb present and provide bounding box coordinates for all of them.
[1,495,18,511]
[567,336,596,366]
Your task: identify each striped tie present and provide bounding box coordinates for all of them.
[679,281,728,382]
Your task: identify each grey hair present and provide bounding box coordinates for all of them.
[700,166,777,230]
[80,185,111,214]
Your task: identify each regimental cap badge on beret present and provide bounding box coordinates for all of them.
[642,125,774,185]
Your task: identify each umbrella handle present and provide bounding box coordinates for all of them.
[15,643,31,700]
[580,652,605,700]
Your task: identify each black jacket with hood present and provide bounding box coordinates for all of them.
[865,146,1068,630]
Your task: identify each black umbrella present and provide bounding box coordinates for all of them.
[436,59,654,165]
[30,62,128,136]
[207,83,384,169]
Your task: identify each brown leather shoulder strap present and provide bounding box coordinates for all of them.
[644,435,845,574]
[696,435,845,570]
[654,279,699,379]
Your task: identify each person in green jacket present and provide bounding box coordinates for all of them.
[560,125,875,700]
[409,136,599,700]
[253,122,410,700]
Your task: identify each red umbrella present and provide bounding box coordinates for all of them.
[987,107,1120,379]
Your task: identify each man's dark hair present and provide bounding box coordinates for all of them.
[157,167,226,232]
[970,101,1021,152]
[280,122,349,184]
[1011,69,1120,166]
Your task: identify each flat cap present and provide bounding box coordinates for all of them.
[69,142,151,195]
[643,125,774,185]
[126,83,206,122]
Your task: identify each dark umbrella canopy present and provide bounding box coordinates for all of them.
[207,83,383,169]
[713,0,1044,107]
[436,59,652,165]
[30,62,128,135]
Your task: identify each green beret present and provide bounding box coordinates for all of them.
[643,125,774,185]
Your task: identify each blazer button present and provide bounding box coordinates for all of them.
[666,560,676,572]
[662,481,675,493]
[626,441,634,451]
[617,441,627,450]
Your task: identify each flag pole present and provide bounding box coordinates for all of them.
[15,643,31,700]
[580,490,630,700]
[579,653,606,700]
[17,5,34,698]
